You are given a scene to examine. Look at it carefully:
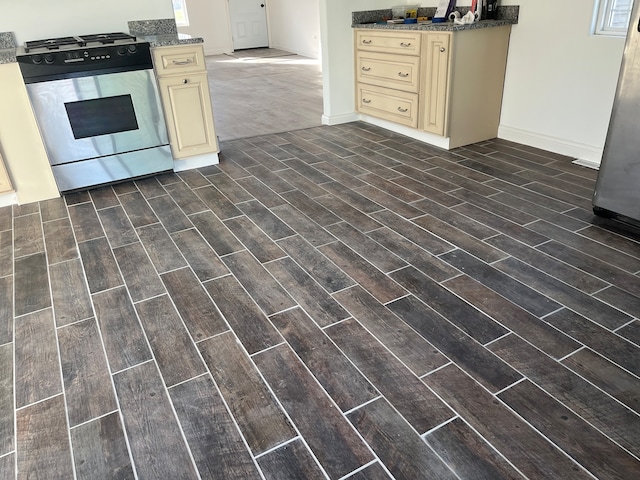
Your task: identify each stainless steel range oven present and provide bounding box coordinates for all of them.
[17,33,172,192]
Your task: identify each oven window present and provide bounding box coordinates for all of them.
[65,95,139,139]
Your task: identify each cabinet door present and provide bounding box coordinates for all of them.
[0,153,12,193]
[421,33,451,136]
[158,73,219,159]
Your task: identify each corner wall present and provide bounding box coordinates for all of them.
[498,0,624,165]
[178,0,234,55]
[267,0,321,58]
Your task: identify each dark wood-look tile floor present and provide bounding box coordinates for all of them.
[1,122,640,479]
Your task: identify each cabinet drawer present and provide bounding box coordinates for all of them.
[152,44,206,75]
[356,30,421,56]
[357,84,418,128]
[356,51,420,93]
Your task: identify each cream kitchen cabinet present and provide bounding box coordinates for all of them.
[355,25,511,149]
[152,44,219,159]
[0,152,12,194]
[421,33,450,136]
[355,30,422,128]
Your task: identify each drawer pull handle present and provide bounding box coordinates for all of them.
[398,72,409,78]
[361,66,371,72]
[362,98,372,104]
[172,59,194,65]
[362,39,372,44]
[400,42,412,47]
[397,107,408,113]
[183,79,189,84]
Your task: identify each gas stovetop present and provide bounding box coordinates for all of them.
[24,33,138,53]
[17,33,152,83]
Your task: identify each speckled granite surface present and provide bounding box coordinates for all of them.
[0,49,16,64]
[129,19,203,47]
[353,18,515,32]
[140,34,203,48]
[128,18,178,36]
[0,32,16,49]
[352,5,519,27]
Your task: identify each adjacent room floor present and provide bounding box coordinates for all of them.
[1,122,639,479]
[206,48,324,142]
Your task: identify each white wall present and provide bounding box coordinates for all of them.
[320,0,394,123]
[0,0,175,45]
[178,0,234,55]
[177,0,320,58]
[320,0,626,165]
[498,0,624,165]
[267,0,321,58]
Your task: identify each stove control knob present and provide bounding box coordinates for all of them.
[44,54,55,64]
[127,44,138,54]
[116,46,128,56]
[32,54,43,64]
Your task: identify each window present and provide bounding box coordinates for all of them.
[594,0,634,36]
[172,0,190,28]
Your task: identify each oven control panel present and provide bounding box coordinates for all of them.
[17,42,152,83]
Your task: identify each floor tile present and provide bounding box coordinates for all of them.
[15,308,61,407]
[135,295,206,387]
[257,439,326,480]
[347,398,457,480]
[92,287,152,373]
[202,275,282,354]
[271,308,377,412]
[113,362,199,479]
[69,412,134,480]
[423,365,592,479]
[199,332,296,455]
[58,318,116,427]
[169,375,262,480]
[160,267,228,342]
[16,395,74,479]
[254,344,373,478]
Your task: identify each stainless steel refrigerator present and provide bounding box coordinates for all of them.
[593,0,640,225]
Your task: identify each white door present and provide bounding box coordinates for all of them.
[229,0,269,50]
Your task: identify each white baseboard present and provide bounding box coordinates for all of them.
[0,191,18,207]
[173,152,219,172]
[357,114,453,149]
[322,112,360,126]
[498,124,603,168]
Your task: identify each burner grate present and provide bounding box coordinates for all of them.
[79,33,137,44]
[24,36,84,52]
[23,33,137,53]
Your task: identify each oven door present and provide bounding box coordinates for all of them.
[26,69,169,165]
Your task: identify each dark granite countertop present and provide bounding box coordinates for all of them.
[0,48,17,65]
[140,33,204,48]
[128,19,203,48]
[354,18,515,32]
[0,32,16,64]
[353,5,518,31]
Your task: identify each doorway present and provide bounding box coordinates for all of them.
[228,0,269,50]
